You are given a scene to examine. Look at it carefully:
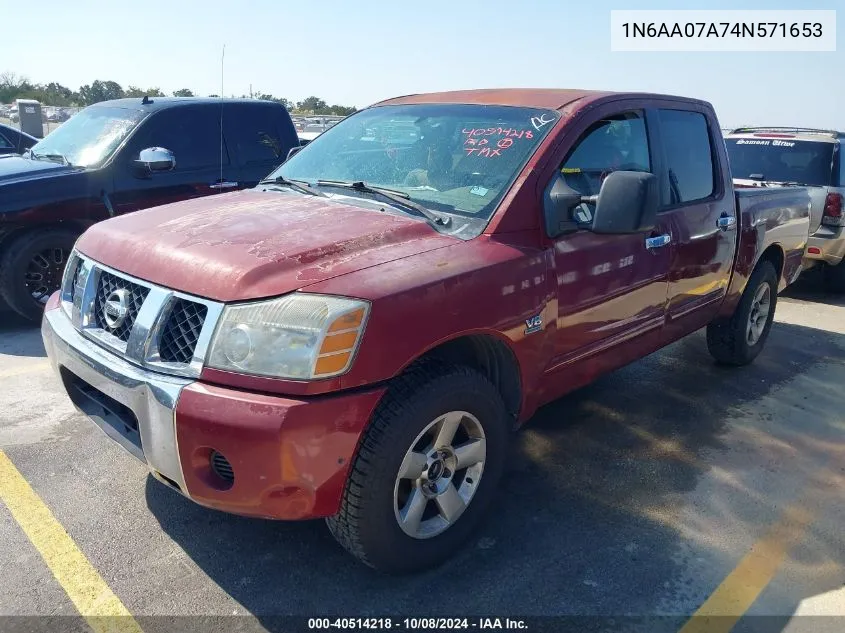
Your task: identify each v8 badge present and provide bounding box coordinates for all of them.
[525,314,542,334]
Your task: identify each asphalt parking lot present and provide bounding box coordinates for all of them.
[1,273,844,633]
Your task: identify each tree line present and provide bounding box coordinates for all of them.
[0,72,357,116]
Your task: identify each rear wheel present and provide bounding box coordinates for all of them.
[822,260,845,294]
[0,229,78,323]
[326,364,509,574]
[707,261,778,366]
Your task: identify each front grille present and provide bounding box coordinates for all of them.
[66,252,222,377]
[94,271,149,342]
[210,451,235,484]
[158,299,208,363]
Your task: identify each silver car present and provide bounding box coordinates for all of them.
[725,127,844,292]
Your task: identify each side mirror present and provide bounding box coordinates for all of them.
[543,170,659,239]
[591,171,658,234]
[134,147,175,174]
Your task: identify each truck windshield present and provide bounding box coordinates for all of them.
[29,105,145,168]
[726,138,835,187]
[271,103,559,234]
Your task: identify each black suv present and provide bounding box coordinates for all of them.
[0,97,299,321]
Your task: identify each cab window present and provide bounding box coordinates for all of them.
[561,112,651,197]
[134,106,228,170]
[657,109,715,204]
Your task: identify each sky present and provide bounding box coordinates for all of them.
[2,0,842,129]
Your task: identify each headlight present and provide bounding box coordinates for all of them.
[206,293,370,380]
[60,249,84,318]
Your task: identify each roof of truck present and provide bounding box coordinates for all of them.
[725,127,843,143]
[90,97,283,111]
[374,88,711,111]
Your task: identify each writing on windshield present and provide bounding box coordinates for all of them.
[462,127,536,158]
[274,103,559,227]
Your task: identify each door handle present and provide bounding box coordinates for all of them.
[645,234,671,249]
[717,215,737,230]
[209,181,239,189]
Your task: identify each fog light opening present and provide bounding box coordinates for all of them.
[210,450,235,488]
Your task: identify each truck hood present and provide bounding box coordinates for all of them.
[75,189,459,302]
[0,155,79,183]
[0,156,100,220]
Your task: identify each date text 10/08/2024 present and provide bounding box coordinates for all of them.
[308,618,529,630]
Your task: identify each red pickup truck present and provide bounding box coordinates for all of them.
[42,89,810,573]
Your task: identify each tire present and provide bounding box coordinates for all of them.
[0,229,78,323]
[822,260,845,294]
[326,363,510,574]
[706,261,778,366]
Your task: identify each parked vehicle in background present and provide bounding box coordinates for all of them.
[297,130,322,145]
[42,89,809,573]
[0,123,38,155]
[46,108,70,123]
[725,127,845,292]
[0,96,298,322]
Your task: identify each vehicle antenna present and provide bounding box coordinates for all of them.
[219,44,225,187]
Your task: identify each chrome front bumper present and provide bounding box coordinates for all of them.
[42,306,193,493]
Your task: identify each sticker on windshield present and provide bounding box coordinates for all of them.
[734,139,797,147]
[470,186,489,196]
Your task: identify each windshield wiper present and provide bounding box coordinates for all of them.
[258,176,326,197]
[28,149,73,167]
[316,180,451,227]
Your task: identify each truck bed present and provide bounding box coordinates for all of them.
[735,186,811,292]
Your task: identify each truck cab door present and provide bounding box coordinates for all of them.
[110,105,238,215]
[650,107,737,341]
[543,108,672,386]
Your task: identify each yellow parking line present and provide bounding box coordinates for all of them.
[0,362,51,379]
[677,477,828,633]
[0,451,143,633]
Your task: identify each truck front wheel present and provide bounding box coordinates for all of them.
[327,364,509,573]
[0,229,78,323]
[706,260,778,366]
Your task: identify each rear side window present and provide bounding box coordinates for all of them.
[725,138,835,188]
[658,110,715,204]
[560,111,651,196]
[230,107,289,165]
[136,107,228,170]
[0,132,12,149]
